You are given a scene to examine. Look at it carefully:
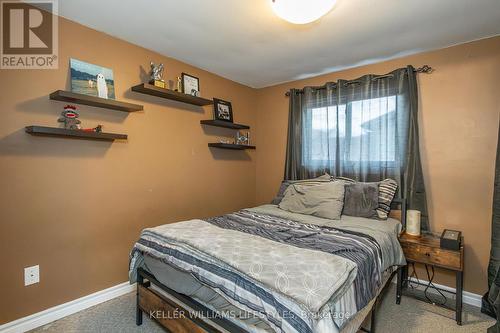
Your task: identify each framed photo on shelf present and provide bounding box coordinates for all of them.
[181,73,200,95]
[213,98,233,123]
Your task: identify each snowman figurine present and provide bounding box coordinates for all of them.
[58,105,81,130]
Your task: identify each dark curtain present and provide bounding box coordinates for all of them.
[483,121,500,332]
[285,66,429,230]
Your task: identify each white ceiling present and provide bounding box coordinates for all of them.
[58,0,500,88]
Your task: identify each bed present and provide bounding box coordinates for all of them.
[129,201,406,333]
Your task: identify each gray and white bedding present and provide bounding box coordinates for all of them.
[143,257,396,333]
[129,204,405,333]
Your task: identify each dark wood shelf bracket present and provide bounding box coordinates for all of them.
[208,143,255,150]
[200,120,250,130]
[49,90,143,112]
[131,83,213,106]
[25,126,127,141]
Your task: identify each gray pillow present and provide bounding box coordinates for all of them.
[271,174,331,205]
[343,183,379,218]
[278,181,345,220]
[334,177,398,220]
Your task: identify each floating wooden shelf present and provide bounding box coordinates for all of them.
[49,90,143,112]
[25,126,127,141]
[131,83,213,106]
[208,143,255,150]
[200,120,250,130]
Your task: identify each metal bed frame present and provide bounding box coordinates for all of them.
[136,199,407,333]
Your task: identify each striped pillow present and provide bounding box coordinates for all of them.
[334,177,398,220]
[376,179,398,219]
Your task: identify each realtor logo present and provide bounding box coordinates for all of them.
[1,0,58,69]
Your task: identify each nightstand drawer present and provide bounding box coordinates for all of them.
[401,242,462,270]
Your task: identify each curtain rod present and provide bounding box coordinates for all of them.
[284,65,433,96]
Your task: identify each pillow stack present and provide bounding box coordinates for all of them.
[272,174,398,221]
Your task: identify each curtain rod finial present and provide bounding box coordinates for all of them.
[415,65,433,74]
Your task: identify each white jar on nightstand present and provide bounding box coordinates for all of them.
[406,210,421,236]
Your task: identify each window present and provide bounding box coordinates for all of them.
[305,96,397,168]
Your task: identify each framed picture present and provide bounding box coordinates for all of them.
[181,73,200,95]
[70,58,115,99]
[213,98,233,123]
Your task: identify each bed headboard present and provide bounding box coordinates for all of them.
[389,198,407,229]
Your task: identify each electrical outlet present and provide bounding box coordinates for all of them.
[24,265,40,286]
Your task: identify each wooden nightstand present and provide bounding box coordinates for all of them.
[396,232,464,325]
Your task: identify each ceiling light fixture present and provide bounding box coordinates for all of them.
[270,0,337,24]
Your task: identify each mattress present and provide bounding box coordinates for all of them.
[143,255,396,333]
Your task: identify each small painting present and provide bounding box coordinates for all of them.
[213,98,233,123]
[70,58,115,99]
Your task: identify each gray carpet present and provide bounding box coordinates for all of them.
[30,285,494,333]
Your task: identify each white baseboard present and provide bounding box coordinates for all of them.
[392,276,483,308]
[0,282,136,333]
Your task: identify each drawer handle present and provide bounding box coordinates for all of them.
[425,252,431,257]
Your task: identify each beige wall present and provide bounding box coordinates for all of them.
[255,36,500,294]
[1,13,499,324]
[0,17,257,323]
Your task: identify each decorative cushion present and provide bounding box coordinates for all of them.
[343,183,379,218]
[377,179,398,219]
[334,177,398,220]
[271,174,331,205]
[279,180,345,220]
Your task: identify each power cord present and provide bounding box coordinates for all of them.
[424,264,447,306]
[407,263,447,306]
[408,262,420,289]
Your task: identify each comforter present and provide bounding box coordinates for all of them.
[129,205,405,333]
